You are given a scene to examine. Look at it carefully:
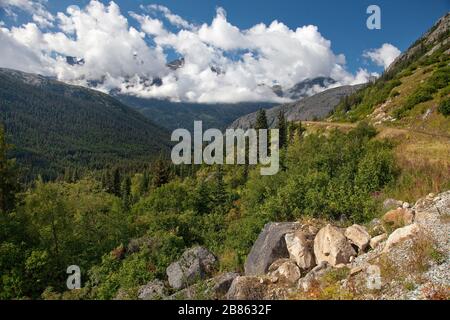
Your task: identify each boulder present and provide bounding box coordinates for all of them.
[383,198,403,211]
[313,224,356,266]
[297,262,330,292]
[344,224,371,251]
[166,246,217,290]
[244,222,299,276]
[268,259,301,285]
[226,276,269,300]
[211,272,240,297]
[138,280,167,300]
[382,208,415,228]
[383,224,422,253]
[285,231,316,270]
[168,272,239,300]
[369,233,387,249]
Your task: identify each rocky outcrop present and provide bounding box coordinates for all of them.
[138,280,167,300]
[382,208,415,228]
[268,259,301,285]
[226,276,270,300]
[166,246,217,290]
[344,224,371,251]
[168,272,239,300]
[383,224,422,253]
[285,231,315,270]
[314,224,356,266]
[369,233,387,249]
[244,222,300,276]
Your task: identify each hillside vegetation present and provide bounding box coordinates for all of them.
[0,68,170,181]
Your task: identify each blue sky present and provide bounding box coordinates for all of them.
[0,0,448,103]
[35,0,450,73]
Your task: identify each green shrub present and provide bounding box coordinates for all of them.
[438,97,450,116]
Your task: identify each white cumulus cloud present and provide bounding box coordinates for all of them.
[0,1,375,103]
[364,43,401,70]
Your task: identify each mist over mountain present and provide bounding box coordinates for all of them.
[230,84,364,129]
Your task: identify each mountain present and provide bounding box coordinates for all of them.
[230,84,364,129]
[332,12,449,136]
[285,77,336,100]
[116,77,336,132]
[115,95,276,131]
[0,68,171,180]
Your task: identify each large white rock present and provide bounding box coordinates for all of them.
[383,224,422,253]
[314,224,356,266]
[344,224,371,251]
[284,231,316,270]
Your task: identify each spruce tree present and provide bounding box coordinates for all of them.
[121,176,132,211]
[255,109,268,130]
[152,158,169,188]
[277,110,287,149]
[112,168,121,197]
[0,125,18,213]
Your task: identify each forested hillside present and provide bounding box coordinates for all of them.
[0,68,171,180]
[116,95,276,131]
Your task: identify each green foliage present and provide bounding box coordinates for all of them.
[0,120,397,299]
[395,65,450,118]
[255,109,268,130]
[438,97,450,116]
[0,69,170,181]
[0,125,18,213]
[333,79,401,122]
[277,111,288,149]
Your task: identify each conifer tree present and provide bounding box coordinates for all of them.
[277,110,287,149]
[121,176,132,210]
[0,125,18,213]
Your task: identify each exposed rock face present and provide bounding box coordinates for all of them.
[138,280,167,300]
[285,231,316,270]
[211,272,240,297]
[244,222,300,276]
[166,246,217,290]
[387,13,450,73]
[344,224,371,251]
[268,259,301,285]
[226,276,269,300]
[168,272,239,300]
[383,208,415,228]
[297,261,330,292]
[383,224,422,253]
[369,233,387,249]
[314,224,356,266]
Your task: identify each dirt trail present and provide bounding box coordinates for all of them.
[302,121,450,140]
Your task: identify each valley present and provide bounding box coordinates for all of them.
[0,2,448,303]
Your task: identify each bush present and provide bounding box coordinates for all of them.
[438,97,450,116]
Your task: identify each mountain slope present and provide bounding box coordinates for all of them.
[230,84,364,129]
[332,12,450,137]
[0,68,171,180]
[116,95,276,131]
